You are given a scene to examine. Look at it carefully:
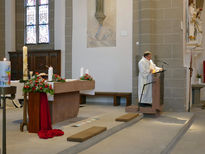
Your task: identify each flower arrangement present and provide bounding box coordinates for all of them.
[23,72,54,95]
[80,74,93,81]
[52,74,66,82]
[196,73,202,78]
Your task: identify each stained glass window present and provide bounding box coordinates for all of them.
[39,25,49,43]
[27,0,36,6]
[25,0,49,44]
[39,0,48,5]
[26,26,36,44]
[26,7,36,25]
[39,5,48,24]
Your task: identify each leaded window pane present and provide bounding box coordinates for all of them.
[27,7,36,25]
[26,0,36,6]
[39,5,48,24]
[26,26,36,44]
[39,25,49,43]
[39,0,48,5]
[25,0,50,44]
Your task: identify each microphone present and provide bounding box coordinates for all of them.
[158,60,168,65]
[162,61,168,65]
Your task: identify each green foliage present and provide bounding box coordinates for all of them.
[52,74,66,82]
[197,73,202,78]
[80,74,93,81]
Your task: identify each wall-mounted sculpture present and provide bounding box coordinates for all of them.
[87,0,116,48]
[95,0,106,25]
[187,0,203,47]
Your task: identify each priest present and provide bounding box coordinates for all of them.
[138,51,162,106]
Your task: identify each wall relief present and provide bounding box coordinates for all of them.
[87,0,116,48]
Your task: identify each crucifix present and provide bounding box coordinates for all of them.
[95,0,106,25]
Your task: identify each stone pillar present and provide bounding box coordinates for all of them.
[65,0,72,79]
[0,0,5,59]
[133,0,186,111]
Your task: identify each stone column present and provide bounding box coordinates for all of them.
[0,0,5,60]
[65,0,72,78]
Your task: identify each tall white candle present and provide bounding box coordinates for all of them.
[23,46,28,80]
[0,59,11,87]
[80,67,84,77]
[48,66,53,81]
[85,69,89,74]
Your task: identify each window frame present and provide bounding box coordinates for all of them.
[25,0,50,45]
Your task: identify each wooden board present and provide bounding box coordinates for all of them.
[28,92,41,133]
[54,80,95,94]
[115,113,139,122]
[67,126,107,142]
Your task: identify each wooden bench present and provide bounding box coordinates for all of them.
[80,92,132,106]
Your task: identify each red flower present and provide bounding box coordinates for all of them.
[23,74,54,95]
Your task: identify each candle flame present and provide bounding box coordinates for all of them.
[3,58,6,61]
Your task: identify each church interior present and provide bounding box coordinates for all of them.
[0,0,205,153]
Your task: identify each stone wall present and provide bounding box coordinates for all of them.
[15,0,54,51]
[65,0,72,78]
[133,0,187,111]
[0,0,5,59]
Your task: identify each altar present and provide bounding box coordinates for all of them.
[49,80,95,124]
[27,80,95,133]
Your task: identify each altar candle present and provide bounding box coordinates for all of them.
[85,69,89,74]
[23,46,28,80]
[80,67,84,77]
[48,66,53,81]
[0,58,11,87]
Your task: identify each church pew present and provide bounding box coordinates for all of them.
[80,92,132,106]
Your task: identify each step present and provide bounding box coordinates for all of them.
[59,112,143,154]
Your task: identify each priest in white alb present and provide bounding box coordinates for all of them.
[138,51,162,106]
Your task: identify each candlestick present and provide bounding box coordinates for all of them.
[23,46,28,80]
[0,60,11,87]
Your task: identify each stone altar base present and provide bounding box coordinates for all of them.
[49,92,80,124]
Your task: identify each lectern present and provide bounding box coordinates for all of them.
[126,71,164,114]
[139,71,164,114]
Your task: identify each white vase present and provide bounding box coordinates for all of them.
[198,78,202,84]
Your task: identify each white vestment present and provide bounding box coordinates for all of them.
[138,57,161,104]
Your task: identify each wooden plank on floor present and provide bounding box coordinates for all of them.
[115,113,139,122]
[67,126,107,142]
